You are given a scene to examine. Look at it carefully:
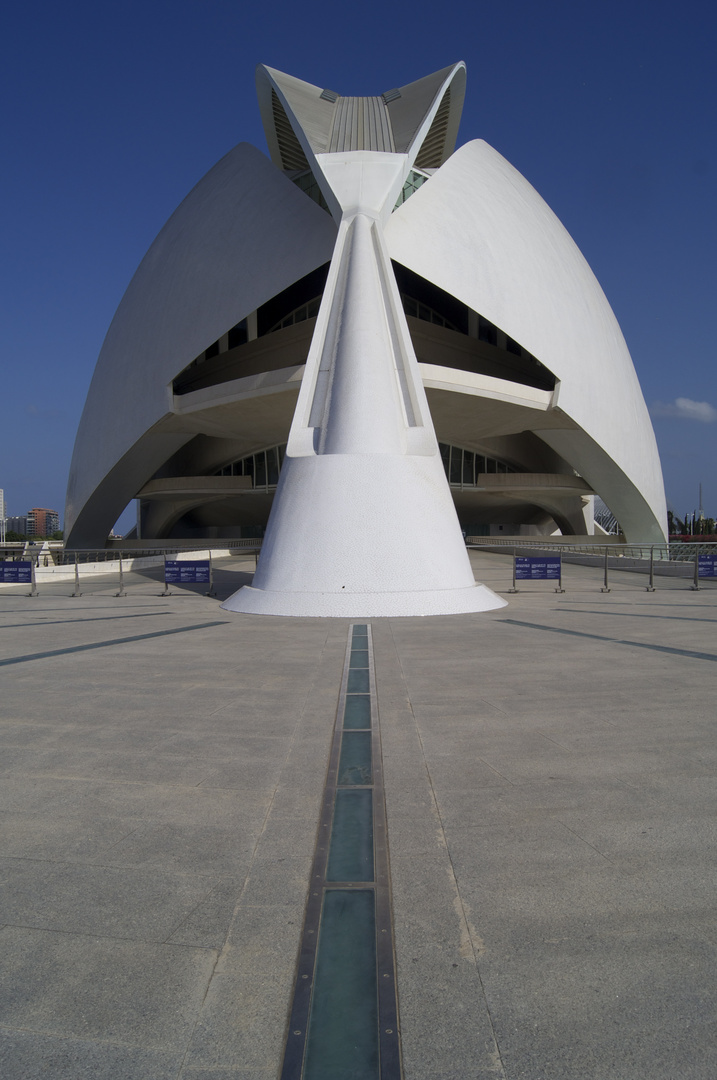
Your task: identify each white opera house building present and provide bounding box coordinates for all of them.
[65,62,667,616]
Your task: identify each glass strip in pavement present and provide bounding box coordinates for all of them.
[280,624,402,1080]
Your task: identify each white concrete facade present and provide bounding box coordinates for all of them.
[66,62,666,616]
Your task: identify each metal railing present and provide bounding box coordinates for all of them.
[465,537,717,563]
[465,537,717,590]
[58,540,262,566]
[0,542,263,597]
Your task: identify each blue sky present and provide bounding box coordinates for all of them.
[1,0,715,532]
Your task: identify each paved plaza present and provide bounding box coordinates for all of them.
[1,550,715,1079]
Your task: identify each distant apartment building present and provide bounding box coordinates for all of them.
[27,508,60,537]
[6,515,27,535]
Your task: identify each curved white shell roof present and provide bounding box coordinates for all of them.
[65,142,337,545]
[385,139,667,542]
[66,64,666,557]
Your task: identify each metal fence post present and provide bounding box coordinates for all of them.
[601,546,610,592]
[28,554,38,597]
[646,545,656,592]
[690,549,700,590]
[508,546,518,593]
[71,554,82,597]
[206,552,216,597]
[555,555,565,593]
[115,553,127,597]
[160,552,172,596]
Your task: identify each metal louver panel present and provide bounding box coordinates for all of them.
[271,90,310,171]
[414,86,451,169]
[328,96,395,153]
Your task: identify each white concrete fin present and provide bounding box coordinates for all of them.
[314,214,411,455]
[257,65,338,159]
[386,63,466,165]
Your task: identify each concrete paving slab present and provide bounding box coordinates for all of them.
[238,856,313,910]
[179,1070,275,1080]
[0,926,217,1046]
[479,924,717,1080]
[95,822,257,874]
[0,1029,182,1080]
[1,553,716,1078]
[0,812,136,860]
[214,903,305,976]
[166,880,246,949]
[180,972,293,1072]
[0,858,217,939]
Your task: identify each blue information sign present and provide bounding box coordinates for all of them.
[0,560,32,583]
[165,560,210,584]
[698,554,717,578]
[515,556,562,580]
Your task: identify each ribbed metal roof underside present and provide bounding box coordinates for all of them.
[328,96,396,153]
[271,90,310,171]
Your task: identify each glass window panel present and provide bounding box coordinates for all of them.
[255,451,267,487]
[243,456,254,482]
[449,447,462,485]
[463,452,474,485]
[227,321,247,349]
[476,456,485,474]
[267,447,279,485]
[439,443,450,478]
[478,317,497,346]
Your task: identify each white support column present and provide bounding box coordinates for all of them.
[222,155,505,617]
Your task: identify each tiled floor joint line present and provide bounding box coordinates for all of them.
[0,621,229,666]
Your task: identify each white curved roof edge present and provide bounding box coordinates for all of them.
[65,142,337,546]
[385,139,667,542]
[386,63,466,161]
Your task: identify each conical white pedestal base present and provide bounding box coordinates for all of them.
[221,454,506,617]
[222,581,506,618]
